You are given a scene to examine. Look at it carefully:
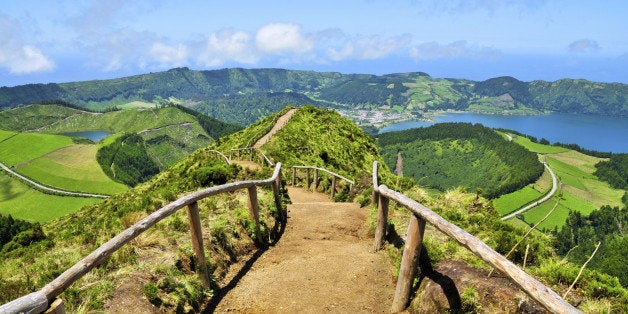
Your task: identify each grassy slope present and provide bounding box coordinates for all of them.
[1,106,625,312]
[0,172,101,222]
[496,136,623,230]
[0,133,126,221]
[16,145,128,195]
[0,132,74,166]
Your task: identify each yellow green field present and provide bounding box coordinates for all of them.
[17,145,128,195]
[0,172,101,222]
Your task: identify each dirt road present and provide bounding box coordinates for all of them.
[210,187,395,313]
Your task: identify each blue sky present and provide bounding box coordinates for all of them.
[1,0,627,86]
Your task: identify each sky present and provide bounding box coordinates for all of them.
[1,0,627,87]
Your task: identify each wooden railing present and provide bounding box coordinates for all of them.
[0,163,285,314]
[206,149,231,164]
[371,161,581,313]
[229,147,275,167]
[291,166,354,198]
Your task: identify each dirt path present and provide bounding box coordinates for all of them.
[211,187,395,313]
[253,108,298,149]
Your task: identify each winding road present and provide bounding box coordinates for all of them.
[0,162,108,198]
[501,162,558,220]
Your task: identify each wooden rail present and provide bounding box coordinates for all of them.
[0,163,284,314]
[206,149,231,164]
[229,147,275,167]
[371,161,581,313]
[291,166,354,198]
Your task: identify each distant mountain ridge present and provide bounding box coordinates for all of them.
[1,68,626,126]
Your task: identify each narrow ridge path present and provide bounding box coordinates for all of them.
[212,186,394,313]
[253,108,297,149]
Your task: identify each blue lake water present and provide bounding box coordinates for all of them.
[63,130,111,142]
[379,113,628,153]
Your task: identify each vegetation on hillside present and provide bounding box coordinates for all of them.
[1,68,625,128]
[594,153,628,189]
[377,123,543,198]
[96,133,160,186]
[0,213,46,252]
[554,206,627,287]
[0,146,284,312]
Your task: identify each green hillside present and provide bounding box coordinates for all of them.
[0,68,625,127]
[377,123,544,198]
[0,107,625,312]
[0,103,241,176]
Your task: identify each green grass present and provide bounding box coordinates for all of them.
[511,136,569,154]
[0,130,17,142]
[521,193,597,230]
[17,145,128,195]
[0,133,74,165]
[493,186,543,216]
[0,172,101,222]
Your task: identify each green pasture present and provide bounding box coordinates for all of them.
[0,130,17,142]
[17,145,128,195]
[0,132,73,165]
[521,193,597,231]
[511,136,569,154]
[0,172,100,222]
[493,186,543,216]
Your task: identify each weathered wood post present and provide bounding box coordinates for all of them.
[313,168,319,191]
[372,161,379,204]
[391,215,426,313]
[331,176,337,198]
[306,168,311,190]
[247,186,263,244]
[44,298,65,314]
[373,188,389,251]
[187,202,211,288]
[291,167,296,186]
[272,168,284,222]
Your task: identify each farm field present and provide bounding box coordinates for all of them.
[498,140,623,230]
[0,172,101,222]
[0,132,74,166]
[16,144,128,195]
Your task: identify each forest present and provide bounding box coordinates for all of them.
[377,123,544,198]
[96,133,160,186]
[594,153,628,190]
[0,214,46,253]
[554,206,627,287]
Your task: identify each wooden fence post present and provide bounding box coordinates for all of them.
[291,167,296,186]
[44,298,65,314]
[331,176,337,198]
[373,194,389,251]
[313,169,319,191]
[272,169,284,222]
[306,168,311,190]
[247,186,263,244]
[391,215,426,313]
[187,202,211,288]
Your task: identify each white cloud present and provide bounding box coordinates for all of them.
[255,23,313,54]
[149,42,189,67]
[199,29,258,66]
[0,15,55,74]
[7,46,55,74]
[327,35,411,61]
[568,39,600,53]
[409,41,501,60]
